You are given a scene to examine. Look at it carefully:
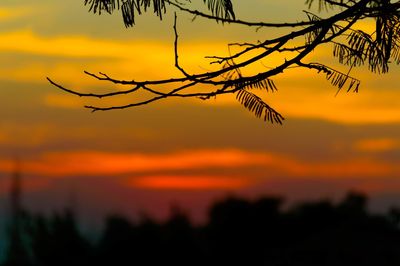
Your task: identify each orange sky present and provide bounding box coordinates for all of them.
[0,0,400,223]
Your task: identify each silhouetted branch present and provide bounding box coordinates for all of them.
[165,0,316,28]
[48,0,400,123]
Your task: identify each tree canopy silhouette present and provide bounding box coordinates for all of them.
[4,192,400,266]
[48,0,400,124]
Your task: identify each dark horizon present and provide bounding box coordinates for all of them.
[2,191,400,266]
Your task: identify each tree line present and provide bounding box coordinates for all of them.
[3,191,400,266]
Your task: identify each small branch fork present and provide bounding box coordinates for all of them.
[47,0,400,122]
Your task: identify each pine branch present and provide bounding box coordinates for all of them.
[228,76,278,93]
[298,62,360,93]
[84,0,120,14]
[236,89,284,124]
[203,0,235,20]
[305,0,354,10]
[333,42,365,66]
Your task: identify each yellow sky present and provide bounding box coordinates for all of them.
[0,1,400,222]
[0,3,399,124]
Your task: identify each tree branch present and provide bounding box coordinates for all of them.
[48,0,400,123]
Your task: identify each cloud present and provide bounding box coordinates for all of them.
[44,94,86,109]
[0,29,228,88]
[0,149,398,181]
[264,75,400,124]
[0,132,8,144]
[127,175,250,190]
[0,149,271,177]
[0,148,398,197]
[0,7,31,21]
[0,30,141,58]
[354,138,400,152]
[0,29,227,66]
[1,28,399,124]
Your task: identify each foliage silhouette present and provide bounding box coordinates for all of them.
[48,0,400,123]
[3,211,31,266]
[27,210,92,266]
[3,191,400,266]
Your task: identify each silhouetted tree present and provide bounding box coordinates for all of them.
[4,162,31,266]
[49,0,400,123]
[3,211,31,266]
[4,192,400,266]
[96,215,136,266]
[389,207,400,226]
[163,207,199,266]
[28,210,92,266]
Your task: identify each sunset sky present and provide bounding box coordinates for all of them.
[1,0,400,235]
